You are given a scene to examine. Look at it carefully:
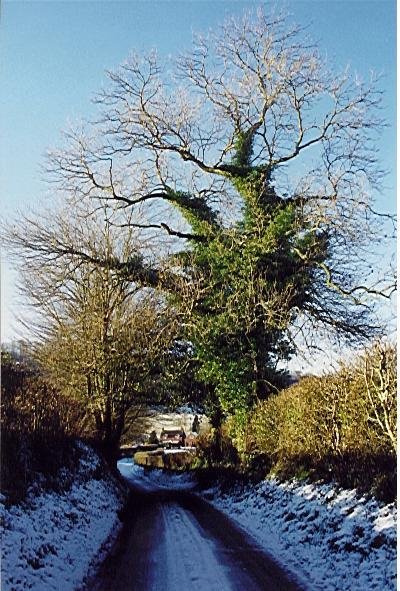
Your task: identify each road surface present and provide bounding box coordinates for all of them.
[92,467,305,591]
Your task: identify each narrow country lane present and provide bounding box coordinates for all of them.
[92,466,305,591]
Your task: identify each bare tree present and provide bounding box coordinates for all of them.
[4,9,396,423]
[43,9,394,320]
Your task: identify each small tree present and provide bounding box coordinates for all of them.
[192,415,200,434]
[361,342,396,453]
[148,430,159,445]
[4,198,178,462]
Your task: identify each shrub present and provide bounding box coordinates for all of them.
[1,352,86,502]
[195,426,240,468]
[248,342,396,499]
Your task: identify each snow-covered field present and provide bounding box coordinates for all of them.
[0,443,126,591]
[203,477,397,591]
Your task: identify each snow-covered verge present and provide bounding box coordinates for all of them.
[202,477,396,591]
[1,443,127,591]
[118,460,396,591]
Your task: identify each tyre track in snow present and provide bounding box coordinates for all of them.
[93,482,304,591]
[154,501,233,590]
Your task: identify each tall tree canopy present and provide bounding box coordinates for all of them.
[5,9,395,429]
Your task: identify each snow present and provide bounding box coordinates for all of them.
[204,477,397,591]
[118,461,396,591]
[163,447,196,454]
[153,502,234,590]
[1,443,126,591]
[1,450,395,591]
[118,458,196,491]
[116,460,272,590]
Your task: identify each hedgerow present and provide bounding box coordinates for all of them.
[1,351,87,503]
[245,342,396,500]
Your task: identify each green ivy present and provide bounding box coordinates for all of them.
[167,126,329,424]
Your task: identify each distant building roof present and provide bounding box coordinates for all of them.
[160,428,186,442]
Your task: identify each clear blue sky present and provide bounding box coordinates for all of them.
[0,0,396,350]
